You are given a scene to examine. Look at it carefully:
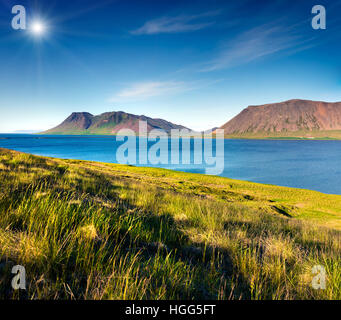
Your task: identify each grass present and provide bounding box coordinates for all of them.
[0,148,340,300]
[222,130,341,140]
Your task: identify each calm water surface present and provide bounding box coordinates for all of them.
[0,134,340,195]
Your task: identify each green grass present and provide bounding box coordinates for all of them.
[222,130,341,140]
[0,148,340,300]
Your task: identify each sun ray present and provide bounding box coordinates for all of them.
[30,20,46,36]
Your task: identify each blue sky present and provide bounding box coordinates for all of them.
[0,0,341,132]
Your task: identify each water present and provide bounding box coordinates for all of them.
[0,134,341,195]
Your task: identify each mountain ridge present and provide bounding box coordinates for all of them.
[41,99,341,138]
[41,111,191,135]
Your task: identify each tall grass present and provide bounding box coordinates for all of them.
[0,149,340,299]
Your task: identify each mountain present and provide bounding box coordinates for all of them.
[219,99,341,138]
[41,111,191,135]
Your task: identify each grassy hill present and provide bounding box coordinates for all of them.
[0,148,340,300]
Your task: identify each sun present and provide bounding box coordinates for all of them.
[30,21,46,36]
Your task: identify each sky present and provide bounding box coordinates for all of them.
[0,0,341,132]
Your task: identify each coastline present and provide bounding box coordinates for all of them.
[1,147,341,229]
[0,147,340,300]
[35,132,341,140]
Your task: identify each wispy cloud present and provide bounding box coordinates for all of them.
[109,81,189,102]
[109,79,222,102]
[201,23,314,72]
[131,11,220,35]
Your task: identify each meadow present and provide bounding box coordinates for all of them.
[0,148,340,299]
[222,129,341,140]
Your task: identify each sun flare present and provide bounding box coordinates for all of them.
[31,21,46,35]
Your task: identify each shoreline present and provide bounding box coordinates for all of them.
[2,132,341,140]
[0,147,334,194]
[0,147,340,299]
[0,142,340,195]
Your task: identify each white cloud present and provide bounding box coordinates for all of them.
[109,81,189,102]
[109,79,223,102]
[131,11,220,35]
[201,24,313,72]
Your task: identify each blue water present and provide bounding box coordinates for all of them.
[0,134,341,195]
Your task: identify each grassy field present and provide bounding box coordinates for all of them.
[222,130,341,140]
[0,148,340,300]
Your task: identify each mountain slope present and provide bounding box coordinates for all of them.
[41,111,190,135]
[220,99,341,138]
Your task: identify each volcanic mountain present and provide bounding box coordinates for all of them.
[219,99,341,137]
[41,111,191,135]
